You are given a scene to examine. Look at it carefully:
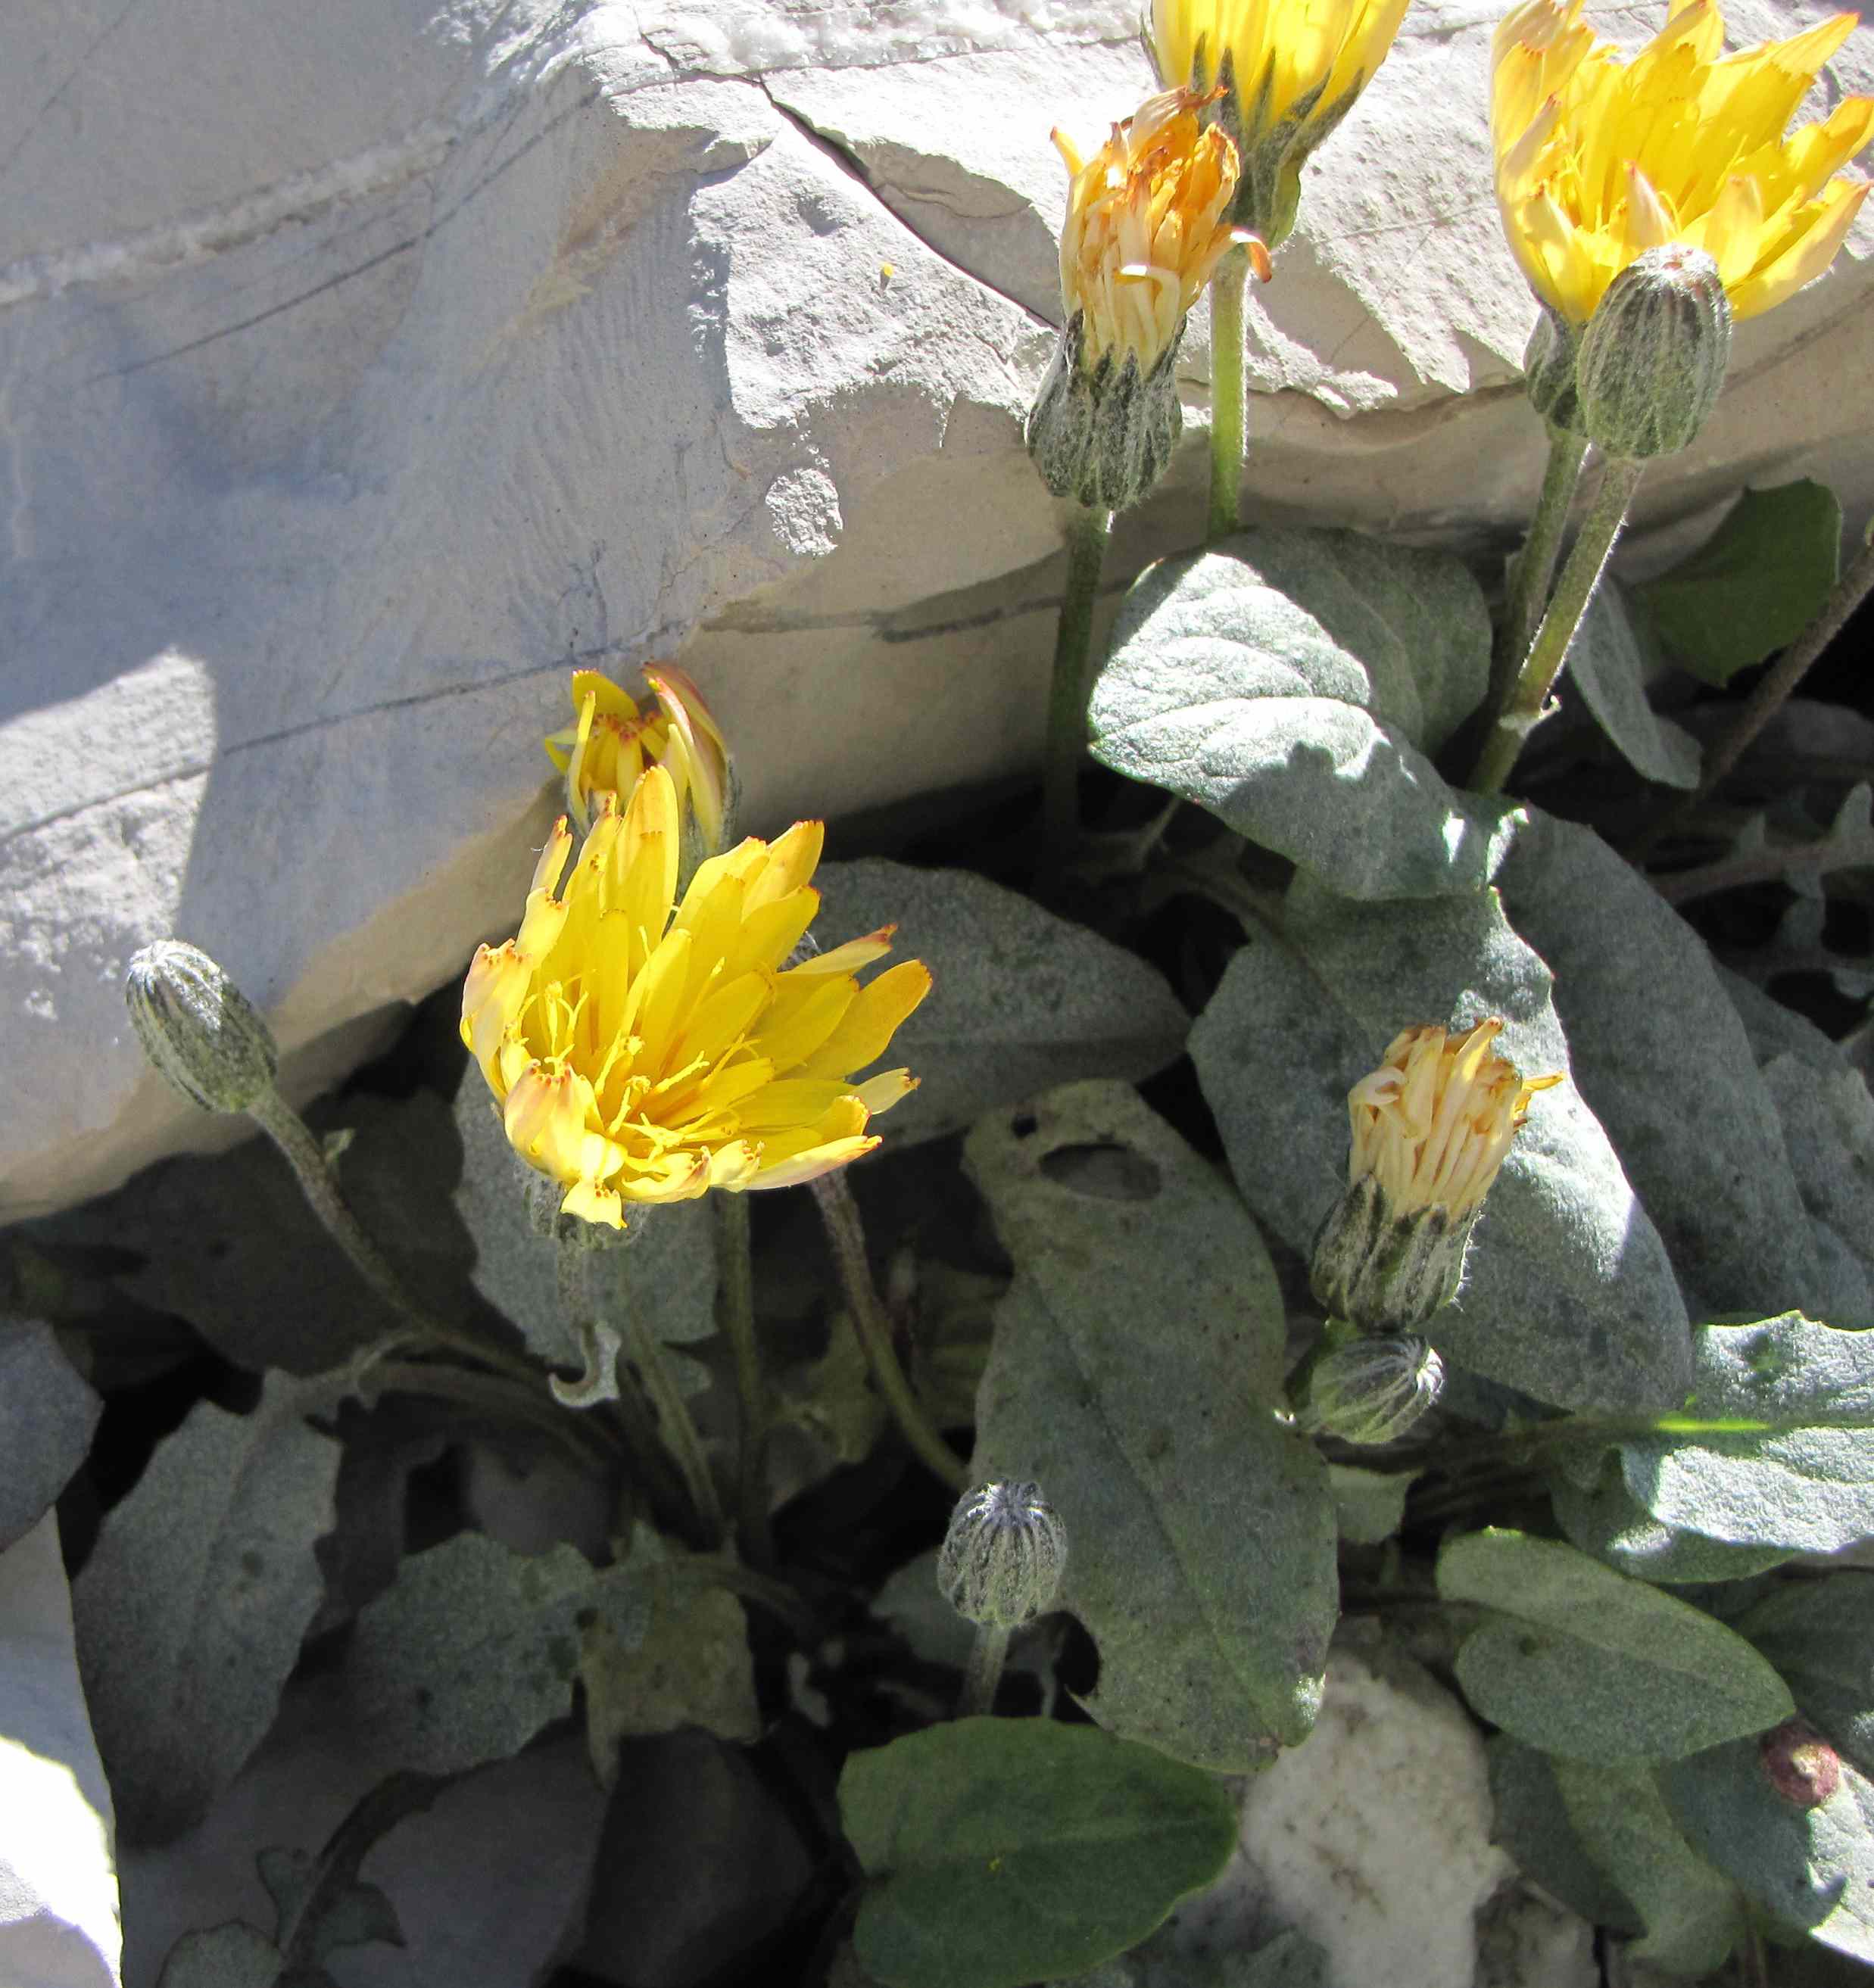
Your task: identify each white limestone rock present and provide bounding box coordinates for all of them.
[5,0,1869,1221]
[0,1513,122,1988]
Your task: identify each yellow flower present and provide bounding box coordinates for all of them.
[1493,0,1874,326]
[1349,1018,1561,1221]
[1148,0,1411,240]
[1055,86,1262,376]
[544,666,732,847]
[461,766,930,1227]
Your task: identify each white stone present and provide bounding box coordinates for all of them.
[0,1513,122,1988]
[5,0,1869,1220]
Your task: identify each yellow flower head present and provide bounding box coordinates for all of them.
[461,766,930,1228]
[1493,0,1873,326]
[1349,1018,1563,1222]
[1148,0,1411,238]
[1055,86,1264,375]
[544,666,732,846]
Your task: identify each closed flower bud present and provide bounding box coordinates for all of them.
[1521,304,1585,435]
[937,1480,1068,1629]
[125,939,279,1115]
[1576,244,1731,460]
[1760,1718,1841,1809]
[1303,1335,1445,1444]
[1311,1019,1561,1332]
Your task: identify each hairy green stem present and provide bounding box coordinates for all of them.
[1493,423,1588,705]
[365,1361,613,1470]
[1207,247,1251,542]
[1630,530,1874,863]
[248,1087,540,1388]
[620,1309,727,1549]
[713,1194,774,1567]
[961,1625,1012,1717]
[809,1172,970,1493]
[1041,502,1114,870]
[1469,456,1646,796]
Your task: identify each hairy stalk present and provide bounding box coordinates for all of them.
[961,1625,1012,1718]
[1493,423,1588,704]
[1041,502,1115,871]
[364,1361,613,1471]
[248,1087,540,1388]
[1630,531,1874,863]
[809,1172,970,1493]
[622,1308,727,1548]
[715,1195,774,1566]
[1207,246,1251,541]
[1469,456,1646,796]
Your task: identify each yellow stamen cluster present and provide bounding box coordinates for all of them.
[1493,0,1873,326]
[1055,86,1261,374]
[461,766,929,1228]
[1149,0,1411,168]
[544,665,731,845]
[1349,1019,1563,1222]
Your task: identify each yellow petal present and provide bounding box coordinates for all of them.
[796,961,934,1083]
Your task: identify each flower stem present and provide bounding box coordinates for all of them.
[620,1308,728,1550]
[808,1172,970,1493]
[364,1360,613,1471]
[960,1625,1011,1717]
[714,1193,774,1567]
[1492,422,1587,706]
[1629,529,1874,864]
[1207,247,1251,542]
[246,1086,539,1388]
[1041,501,1114,871]
[1469,455,1645,796]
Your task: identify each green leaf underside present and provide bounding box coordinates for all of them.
[1662,1740,1874,1962]
[965,1081,1336,1771]
[1440,1530,1793,1762]
[1089,530,1519,900]
[1188,862,1691,1413]
[1638,480,1844,687]
[1618,1316,1874,1553]
[842,1717,1239,1988]
[1551,1757,1738,1973]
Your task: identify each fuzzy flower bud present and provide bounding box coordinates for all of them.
[125,939,280,1115]
[1303,1335,1445,1444]
[1576,244,1731,460]
[1028,87,1261,510]
[1521,304,1585,435]
[937,1480,1068,1630]
[1311,1019,1561,1332]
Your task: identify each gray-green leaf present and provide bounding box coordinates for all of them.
[0,1319,101,1552]
[1564,582,1699,789]
[811,860,1189,1147]
[1637,481,1844,687]
[156,1923,285,1988]
[1550,1457,1794,1586]
[1440,1530,1793,1762]
[966,1081,1335,1770]
[1189,871,1691,1412]
[73,1372,340,1845]
[1088,530,1518,899]
[1620,1315,1874,1554]
[842,1716,1238,1988]
[1737,1575,1874,1776]
[1486,1737,1642,1934]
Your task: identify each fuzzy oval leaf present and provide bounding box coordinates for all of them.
[1440,1530,1793,1762]
[1737,1575,1874,1776]
[156,1923,284,1988]
[842,1716,1238,1988]
[965,1081,1335,1771]
[72,1372,340,1845]
[1550,1459,1794,1587]
[0,1319,101,1552]
[1088,531,1518,899]
[1189,868,1691,1413]
[811,860,1188,1147]
[1550,1757,1739,1974]
[1661,1738,1874,1963]
[1565,583,1700,789]
[1638,481,1844,687]
[1486,1737,1642,1934]
[338,1532,651,1776]
[1620,1315,1874,1554]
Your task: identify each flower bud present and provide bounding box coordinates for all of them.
[1760,1718,1841,1810]
[1520,304,1585,436]
[1027,325,1186,512]
[1311,1019,1561,1333]
[1576,245,1732,462]
[124,939,279,1114]
[937,1480,1068,1629]
[1303,1335,1445,1444]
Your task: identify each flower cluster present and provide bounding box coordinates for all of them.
[544,665,732,849]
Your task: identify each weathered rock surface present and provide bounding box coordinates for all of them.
[5,0,1869,1220]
